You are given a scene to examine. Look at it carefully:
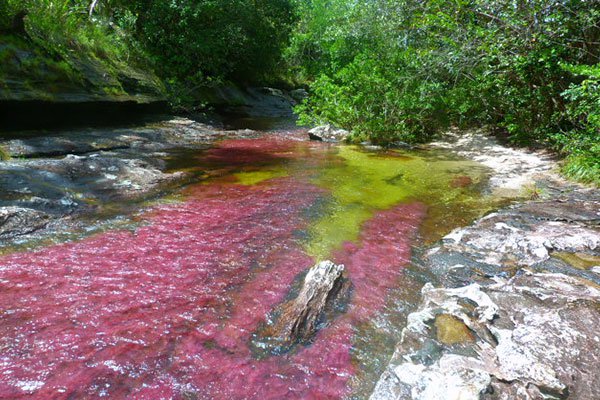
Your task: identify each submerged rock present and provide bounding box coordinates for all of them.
[371,271,600,400]
[308,124,351,142]
[251,260,351,355]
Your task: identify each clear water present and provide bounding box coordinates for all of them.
[0,128,500,399]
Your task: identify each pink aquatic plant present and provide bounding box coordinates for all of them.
[0,137,424,399]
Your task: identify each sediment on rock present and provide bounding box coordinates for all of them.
[251,260,351,356]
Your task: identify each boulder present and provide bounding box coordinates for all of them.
[441,206,599,268]
[290,88,309,103]
[308,124,351,142]
[0,206,51,238]
[251,260,351,356]
[371,271,600,400]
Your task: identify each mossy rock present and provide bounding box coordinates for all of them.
[0,34,165,104]
[434,314,475,345]
[0,146,10,161]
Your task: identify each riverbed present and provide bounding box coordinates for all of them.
[0,117,511,399]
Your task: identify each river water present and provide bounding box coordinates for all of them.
[0,124,499,399]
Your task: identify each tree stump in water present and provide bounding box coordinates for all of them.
[251,260,351,356]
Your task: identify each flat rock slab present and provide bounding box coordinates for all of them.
[0,117,266,246]
[251,260,351,356]
[371,270,600,400]
[0,206,51,238]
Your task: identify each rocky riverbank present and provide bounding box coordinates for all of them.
[0,84,304,247]
[371,130,599,400]
[0,118,265,245]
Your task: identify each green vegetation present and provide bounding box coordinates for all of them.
[1,0,597,183]
[287,0,599,184]
[0,0,296,103]
[0,0,137,65]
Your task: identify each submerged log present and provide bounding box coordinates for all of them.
[251,260,351,356]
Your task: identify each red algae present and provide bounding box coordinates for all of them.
[0,137,425,399]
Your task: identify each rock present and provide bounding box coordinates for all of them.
[442,211,599,267]
[518,199,600,225]
[251,260,351,355]
[428,129,559,196]
[0,207,51,238]
[290,88,309,103]
[188,85,295,119]
[25,153,185,200]
[434,314,475,345]
[308,124,351,142]
[371,271,600,400]
[0,35,165,105]
[0,116,267,246]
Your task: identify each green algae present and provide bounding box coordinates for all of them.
[0,146,10,161]
[234,169,288,185]
[304,145,496,259]
[554,252,600,270]
[434,314,475,345]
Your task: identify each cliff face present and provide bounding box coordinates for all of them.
[0,34,165,105]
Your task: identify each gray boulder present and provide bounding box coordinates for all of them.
[308,124,351,142]
[371,270,600,400]
[0,206,51,238]
[290,88,309,103]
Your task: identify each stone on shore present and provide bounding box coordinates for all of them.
[371,271,600,400]
[0,207,51,238]
[308,124,351,142]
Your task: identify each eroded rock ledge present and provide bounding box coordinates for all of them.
[372,131,600,399]
[0,118,262,246]
[371,270,600,400]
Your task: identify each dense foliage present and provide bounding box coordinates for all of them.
[289,0,599,183]
[1,0,598,183]
[0,0,296,86]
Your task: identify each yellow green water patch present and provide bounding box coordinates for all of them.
[234,169,288,185]
[305,145,495,259]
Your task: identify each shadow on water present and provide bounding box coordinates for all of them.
[0,99,170,138]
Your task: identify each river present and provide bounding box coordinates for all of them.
[0,119,505,399]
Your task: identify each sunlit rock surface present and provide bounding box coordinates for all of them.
[372,271,600,400]
[428,129,559,197]
[252,260,351,355]
[0,206,50,238]
[308,124,351,142]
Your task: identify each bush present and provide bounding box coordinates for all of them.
[289,0,600,183]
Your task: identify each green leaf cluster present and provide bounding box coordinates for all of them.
[289,0,599,183]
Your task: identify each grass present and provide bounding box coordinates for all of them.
[562,155,600,186]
